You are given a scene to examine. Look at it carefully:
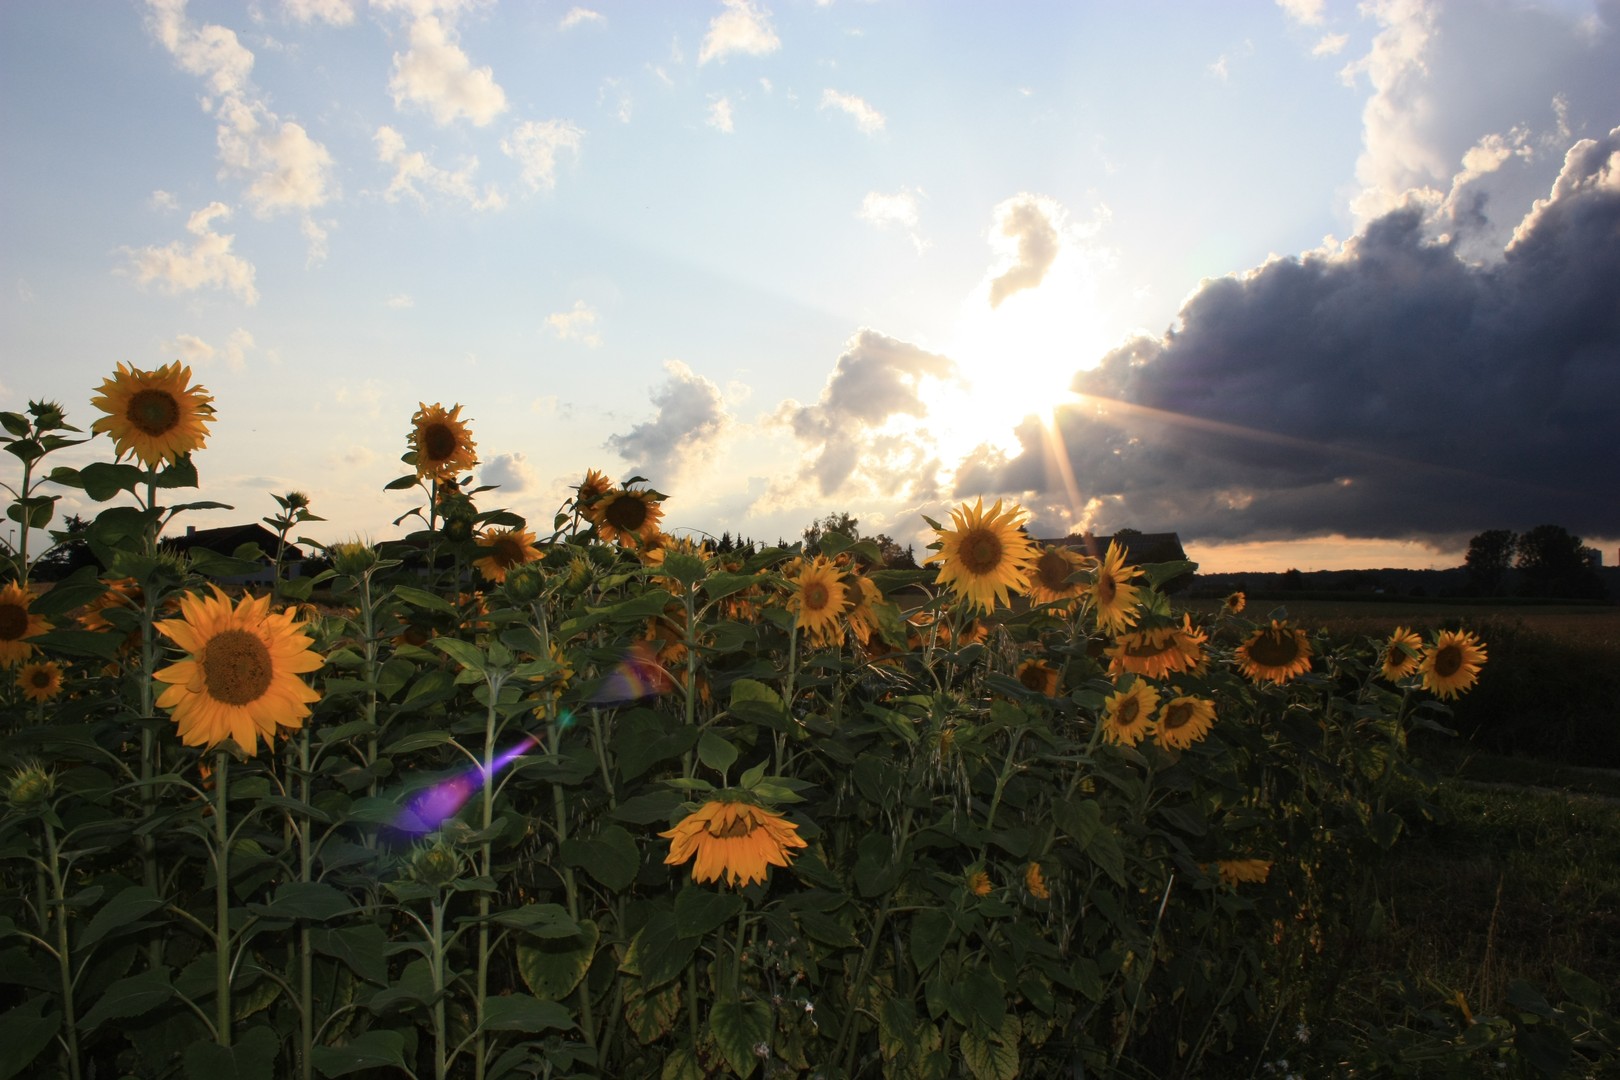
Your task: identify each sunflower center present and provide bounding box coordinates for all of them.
[713,816,756,839]
[127,389,181,436]
[1123,634,1173,658]
[1434,645,1463,677]
[959,528,1004,575]
[803,581,830,612]
[421,422,459,462]
[201,629,274,706]
[1116,696,1142,727]
[493,537,524,565]
[605,495,649,531]
[0,603,26,641]
[1035,552,1071,591]
[1019,665,1048,691]
[1248,631,1302,667]
[1096,574,1117,604]
[1162,702,1192,731]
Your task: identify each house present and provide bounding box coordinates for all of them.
[1039,531,1189,566]
[161,524,306,584]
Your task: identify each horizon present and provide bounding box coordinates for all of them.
[3,0,1617,575]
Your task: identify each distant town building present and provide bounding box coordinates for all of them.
[1040,531,1189,565]
[161,523,305,584]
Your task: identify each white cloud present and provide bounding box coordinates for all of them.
[986,194,1065,307]
[501,119,584,192]
[283,0,356,26]
[223,328,255,370]
[123,202,259,305]
[168,333,215,366]
[374,125,506,209]
[544,300,602,347]
[606,360,731,483]
[820,89,885,134]
[385,293,415,308]
[707,95,735,133]
[559,7,604,30]
[150,190,179,211]
[699,0,780,64]
[1312,32,1349,56]
[301,216,330,265]
[481,451,537,494]
[1276,0,1325,26]
[146,0,254,98]
[859,189,928,253]
[389,14,508,127]
[1208,55,1230,81]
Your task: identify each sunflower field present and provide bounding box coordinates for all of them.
[0,369,1535,1079]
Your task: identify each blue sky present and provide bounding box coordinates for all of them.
[3,0,1617,571]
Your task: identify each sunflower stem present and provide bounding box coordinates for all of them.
[297,730,313,1080]
[213,747,232,1048]
[138,581,163,973]
[472,669,506,1080]
[430,894,448,1080]
[42,817,83,1080]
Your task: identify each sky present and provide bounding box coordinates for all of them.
[2,0,1617,573]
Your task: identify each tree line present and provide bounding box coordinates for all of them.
[1464,524,1607,599]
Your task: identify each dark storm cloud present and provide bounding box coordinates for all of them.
[606,360,729,484]
[960,127,1620,548]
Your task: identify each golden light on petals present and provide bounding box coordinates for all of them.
[576,468,613,505]
[1088,541,1144,634]
[789,556,851,646]
[1028,544,1088,610]
[409,402,478,481]
[1380,626,1423,682]
[1101,680,1160,746]
[17,660,64,703]
[473,526,542,584]
[1222,591,1247,614]
[153,586,324,756]
[968,870,992,896]
[925,498,1037,613]
[1155,694,1216,750]
[1107,626,1198,680]
[1024,861,1050,900]
[89,361,214,468]
[0,583,51,668]
[660,799,808,888]
[1234,620,1313,686]
[843,573,883,646]
[1418,629,1487,700]
[1217,859,1273,887]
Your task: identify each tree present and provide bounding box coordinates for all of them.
[1514,524,1603,599]
[30,513,97,582]
[802,512,860,555]
[1464,529,1517,595]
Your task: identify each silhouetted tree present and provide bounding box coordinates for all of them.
[802,512,860,555]
[1465,529,1517,595]
[1515,524,1603,599]
[31,513,97,581]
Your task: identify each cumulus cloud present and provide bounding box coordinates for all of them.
[389,13,508,127]
[501,120,584,191]
[1313,33,1349,56]
[699,0,780,64]
[820,89,885,134]
[770,329,960,501]
[859,188,927,253]
[123,202,259,304]
[707,95,735,133]
[956,136,1620,549]
[559,7,604,30]
[545,300,602,347]
[1276,0,1324,25]
[606,360,730,483]
[283,0,355,25]
[385,293,415,308]
[481,451,537,494]
[375,125,506,209]
[986,194,1064,307]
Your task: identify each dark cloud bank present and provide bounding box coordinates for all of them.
[959,128,1620,550]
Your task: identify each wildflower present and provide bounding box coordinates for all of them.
[408,402,477,481]
[1216,859,1273,886]
[1222,590,1246,614]
[967,870,992,896]
[1101,679,1160,746]
[1025,861,1050,900]
[153,586,324,756]
[1234,621,1313,686]
[16,660,64,702]
[1088,541,1144,634]
[89,361,214,468]
[1379,626,1422,682]
[661,799,808,888]
[473,526,542,584]
[1155,694,1216,750]
[1418,629,1486,699]
[788,556,850,645]
[0,582,51,668]
[1027,544,1089,611]
[925,498,1037,613]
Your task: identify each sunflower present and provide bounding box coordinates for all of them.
[1216,859,1273,887]
[1379,626,1423,682]
[1027,544,1089,611]
[789,556,850,645]
[153,586,324,756]
[473,526,542,584]
[408,402,478,481]
[89,361,214,468]
[1418,629,1487,700]
[591,487,665,547]
[924,498,1037,613]
[1155,694,1216,750]
[1024,861,1051,900]
[1107,625,1198,680]
[843,573,884,646]
[1088,541,1144,634]
[0,583,51,668]
[1234,620,1313,686]
[17,660,64,703]
[576,468,613,506]
[967,869,992,896]
[661,798,808,887]
[1015,658,1060,697]
[1222,591,1247,615]
[1101,679,1160,746]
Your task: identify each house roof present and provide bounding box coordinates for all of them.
[160,523,305,561]
[1037,531,1188,564]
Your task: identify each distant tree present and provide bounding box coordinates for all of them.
[1515,524,1603,599]
[802,512,860,555]
[1464,529,1517,595]
[31,513,97,582]
[716,531,734,553]
[1282,568,1304,592]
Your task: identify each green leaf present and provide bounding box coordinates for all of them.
[607,789,684,825]
[182,1023,280,1080]
[674,887,743,939]
[491,904,580,938]
[479,993,575,1033]
[27,629,123,662]
[960,1015,1020,1080]
[79,967,174,1032]
[392,584,459,614]
[432,636,486,672]
[701,571,759,602]
[795,909,859,950]
[961,967,1006,1031]
[79,461,146,501]
[517,919,600,1000]
[27,566,110,616]
[660,552,706,587]
[559,824,640,892]
[309,925,388,985]
[310,1030,409,1077]
[0,998,59,1080]
[78,885,166,951]
[0,412,29,438]
[709,999,771,1080]
[382,730,454,755]
[697,731,738,775]
[249,881,354,922]
[621,910,699,988]
[153,455,200,490]
[660,1047,705,1080]
[909,909,952,973]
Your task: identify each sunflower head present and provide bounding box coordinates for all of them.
[660,797,809,888]
[1155,694,1216,750]
[590,487,666,547]
[16,660,64,703]
[1419,629,1487,700]
[789,556,851,646]
[473,526,542,584]
[1101,678,1160,746]
[1025,861,1051,900]
[1217,859,1273,887]
[576,468,614,506]
[408,402,478,482]
[90,361,214,469]
[0,582,51,668]
[1088,541,1144,634]
[1221,591,1247,615]
[925,498,1037,613]
[1015,658,1060,697]
[6,761,55,810]
[967,869,992,896]
[1106,624,1198,680]
[1234,620,1313,686]
[1028,544,1089,609]
[1380,626,1423,682]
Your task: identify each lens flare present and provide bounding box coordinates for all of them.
[395,732,543,834]
[591,641,674,704]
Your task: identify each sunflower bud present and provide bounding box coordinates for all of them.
[409,839,464,889]
[503,563,545,602]
[7,762,55,810]
[329,540,379,576]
